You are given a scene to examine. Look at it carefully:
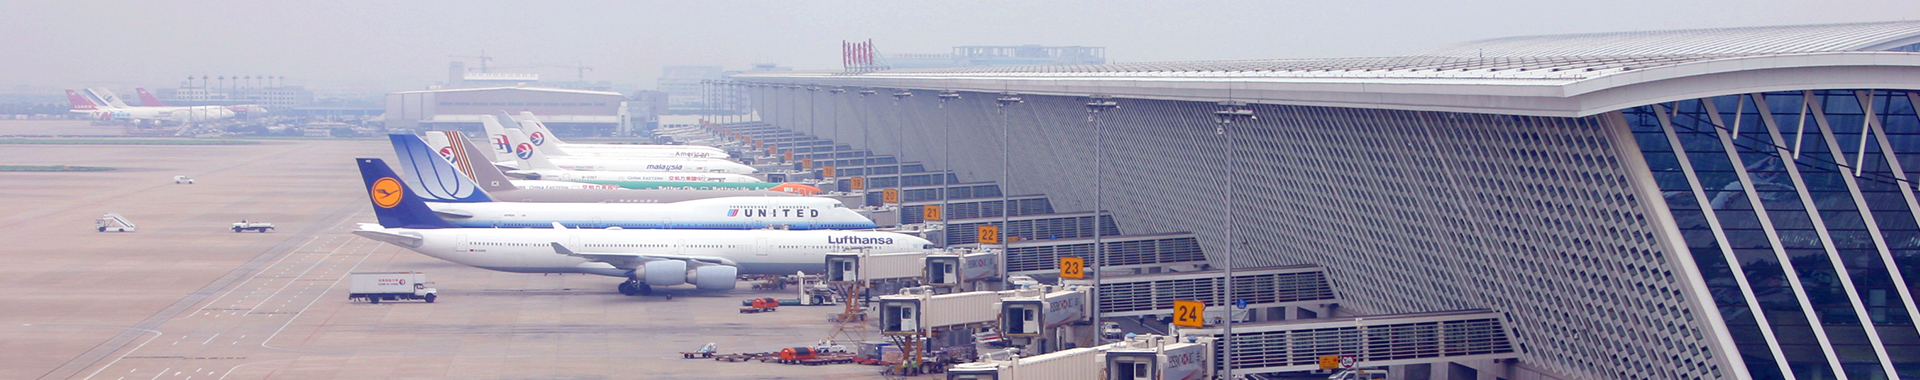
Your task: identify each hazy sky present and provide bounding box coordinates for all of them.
[3,0,1915,92]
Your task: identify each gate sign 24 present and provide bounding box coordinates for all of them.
[1172,300,1204,328]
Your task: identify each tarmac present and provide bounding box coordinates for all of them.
[1,131,905,379]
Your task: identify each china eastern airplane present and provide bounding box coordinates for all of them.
[67,89,233,123]
[369,153,873,230]
[493,122,757,174]
[395,132,801,203]
[419,130,617,190]
[350,157,932,296]
[501,111,729,158]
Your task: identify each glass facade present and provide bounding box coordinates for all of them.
[1628,90,1920,379]
[754,85,1920,380]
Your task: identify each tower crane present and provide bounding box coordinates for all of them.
[447,51,494,73]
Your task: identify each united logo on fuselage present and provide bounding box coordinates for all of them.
[728,208,820,218]
[515,142,534,159]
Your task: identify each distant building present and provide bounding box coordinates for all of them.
[160,86,314,109]
[658,66,724,113]
[627,90,669,132]
[885,45,1106,69]
[383,86,629,136]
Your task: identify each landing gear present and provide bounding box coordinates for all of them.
[618,280,639,296]
[637,283,654,296]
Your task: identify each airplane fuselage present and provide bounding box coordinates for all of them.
[424,196,875,230]
[355,226,932,277]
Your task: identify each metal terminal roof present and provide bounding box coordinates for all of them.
[734,21,1920,117]
[1420,20,1920,57]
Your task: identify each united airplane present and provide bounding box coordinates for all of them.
[350,157,931,296]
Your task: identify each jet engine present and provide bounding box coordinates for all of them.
[642,260,687,286]
[691,265,738,291]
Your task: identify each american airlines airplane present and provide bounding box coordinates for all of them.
[496,123,758,174]
[396,132,800,203]
[351,158,932,296]
[67,89,233,123]
[502,111,729,158]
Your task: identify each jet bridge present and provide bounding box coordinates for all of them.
[941,212,1121,246]
[899,195,1054,224]
[1179,310,1521,375]
[1093,265,1338,319]
[1003,233,1211,277]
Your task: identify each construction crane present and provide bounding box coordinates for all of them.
[447,51,494,73]
[535,61,594,81]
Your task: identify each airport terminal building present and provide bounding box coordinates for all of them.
[732,22,1920,379]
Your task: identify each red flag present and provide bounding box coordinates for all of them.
[842,41,850,68]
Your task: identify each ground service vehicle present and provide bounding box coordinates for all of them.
[741,297,780,313]
[173,175,194,184]
[231,220,274,233]
[96,213,136,232]
[348,272,437,303]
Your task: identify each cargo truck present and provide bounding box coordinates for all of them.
[348,272,437,303]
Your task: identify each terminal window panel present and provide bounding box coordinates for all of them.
[1627,90,1920,380]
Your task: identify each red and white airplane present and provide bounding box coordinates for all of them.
[67,88,234,123]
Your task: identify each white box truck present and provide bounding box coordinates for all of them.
[349,272,437,303]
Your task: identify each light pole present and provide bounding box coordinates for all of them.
[997,92,1024,289]
[859,89,876,169]
[891,89,913,198]
[807,86,820,163]
[938,90,960,237]
[829,88,845,170]
[1213,100,1254,378]
[1086,95,1118,336]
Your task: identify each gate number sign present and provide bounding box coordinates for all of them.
[1172,300,1204,328]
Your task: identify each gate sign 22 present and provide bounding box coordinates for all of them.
[1172,300,1204,328]
[1059,257,1084,279]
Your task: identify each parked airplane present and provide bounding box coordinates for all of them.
[134,88,166,106]
[350,157,931,295]
[495,125,757,174]
[418,131,610,190]
[499,127,818,194]
[66,89,233,123]
[495,111,730,158]
[396,132,799,203]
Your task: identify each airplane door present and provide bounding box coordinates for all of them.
[455,235,469,252]
[674,240,686,255]
[756,238,769,256]
[900,304,918,332]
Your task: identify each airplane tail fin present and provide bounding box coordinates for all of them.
[135,88,166,107]
[88,88,130,108]
[517,111,572,145]
[506,112,570,157]
[356,158,458,229]
[65,90,97,110]
[503,127,563,170]
[445,130,521,193]
[478,115,515,161]
[388,134,494,203]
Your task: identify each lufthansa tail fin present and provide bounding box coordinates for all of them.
[357,158,458,229]
[65,90,97,110]
[135,88,166,107]
[445,130,522,193]
[389,134,493,203]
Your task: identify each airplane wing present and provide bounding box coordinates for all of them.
[351,226,424,247]
[549,242,738,269]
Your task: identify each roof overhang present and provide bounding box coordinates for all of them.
[733,52,1920,118]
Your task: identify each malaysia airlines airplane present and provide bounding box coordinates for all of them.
[66,89,233,123]
[497,124,758,174]
[398,132,798,203]
[491,111,730,158]
[350,157,932,296]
